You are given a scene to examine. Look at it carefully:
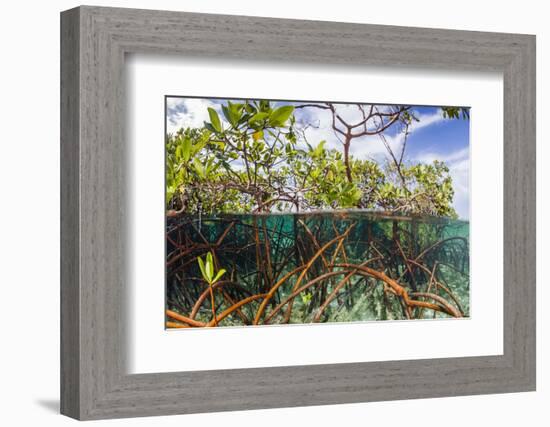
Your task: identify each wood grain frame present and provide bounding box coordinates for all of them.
[60,5,536,420]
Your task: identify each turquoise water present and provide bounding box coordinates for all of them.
[166,211,469,326]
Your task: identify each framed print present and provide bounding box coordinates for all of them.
[60,6,536,420]
[163,97,471,329]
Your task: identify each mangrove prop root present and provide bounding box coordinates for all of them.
[263,263,460,325]
[333,263,461,318]
[221,289,250,324]
[166,215,468,328]
[190,280,228,319]
[264,270,354,324]
[313,257,382,322]
[282,223,355,323]
[166,321,190,328]
[166,310,207,327]
[409,292,462,318]
[252,265,307,325]
[313,271,357,323]
[407,259,465,316]
[207,294,267,327]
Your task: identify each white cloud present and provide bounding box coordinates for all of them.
[357,110,446,159]
[166,98,223,134]
[297,107,341,150]
[298,106,445,163]
[414,147,470,220]
[414,146,469,165]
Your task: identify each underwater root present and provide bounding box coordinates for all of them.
[166,215,468,328]
[166,263,462,328]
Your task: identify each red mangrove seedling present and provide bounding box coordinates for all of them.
[197,252,226,326]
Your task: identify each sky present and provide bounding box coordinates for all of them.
[166,97,470,219]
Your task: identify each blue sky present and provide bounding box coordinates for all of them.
[166,97,470,219]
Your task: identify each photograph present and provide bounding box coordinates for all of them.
[164,97,470,328]
[52,4,537,421]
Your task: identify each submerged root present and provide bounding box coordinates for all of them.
[166,215,468,327]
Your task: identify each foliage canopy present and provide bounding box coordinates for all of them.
[166,100,465,218]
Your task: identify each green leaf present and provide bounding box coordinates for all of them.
[193,158,205,179]
[269,106,294,127]
[210,140,226,150]
[248,112,269,125]
[300,293,312,305]
[221,105,233,127]
[181,137,192,162]
[229,101,244,126]
[212,268,226,284]
[207,107,222,133]
[206,252,214,281]
[203,122,217,133]
[222,103,243,128]
[197,256,208,282]
[193,139,207,154]
[175,144,183,161]
[312,140,326,158]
